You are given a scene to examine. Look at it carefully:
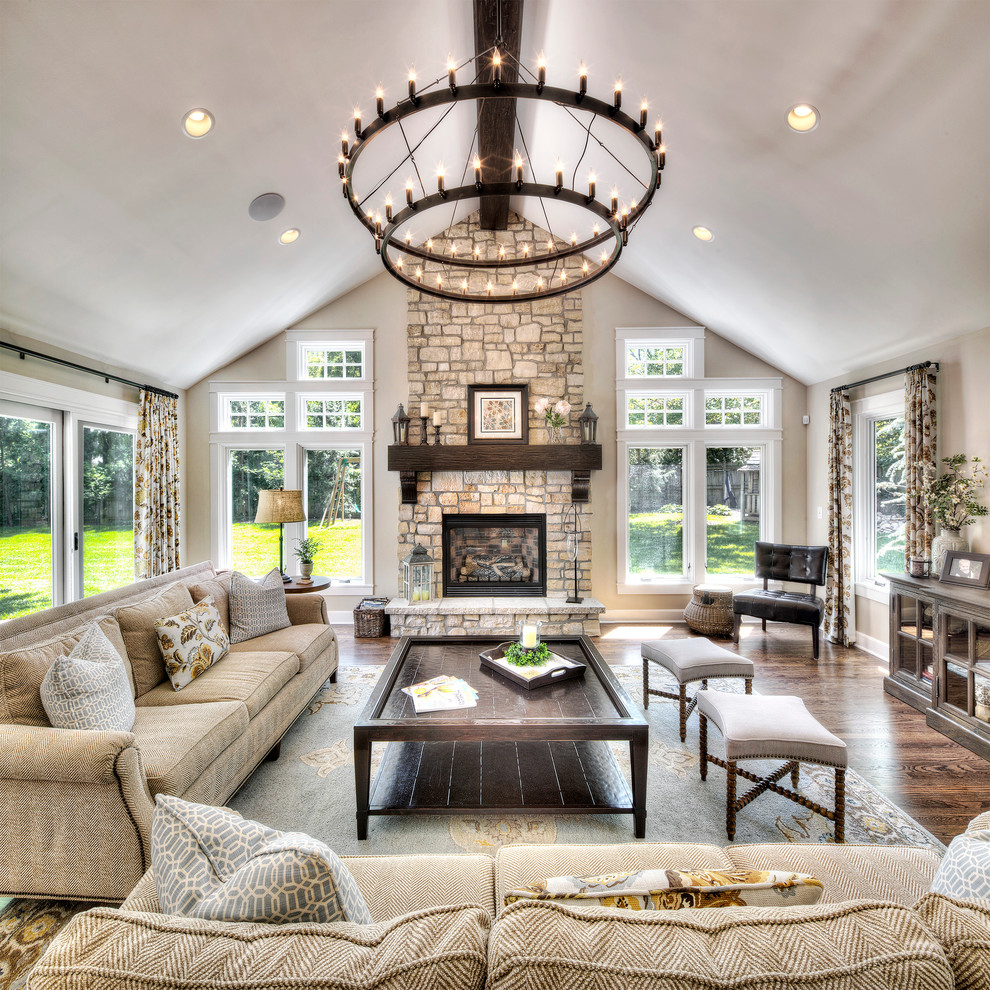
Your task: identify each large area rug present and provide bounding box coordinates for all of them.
[0,663,945,987]
[232,664,945,856]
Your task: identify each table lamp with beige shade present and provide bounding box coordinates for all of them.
[255,488,306,583]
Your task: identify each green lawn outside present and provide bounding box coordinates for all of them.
[629,511,761,578]
[232,521,362,580]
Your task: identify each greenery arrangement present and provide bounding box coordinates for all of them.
[293,535,323,563]
[502,641,552,667]
[910,454,988,532]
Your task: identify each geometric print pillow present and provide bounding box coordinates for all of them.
[39,622,136,732]
[930,830,990,900]
[151,795,373,924]
[154,597,229,691]
[504,867,825,910]
[228,568,291,645]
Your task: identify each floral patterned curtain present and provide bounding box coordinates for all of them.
[135,389,180,578]
[904,365,937,567]
[823,389,855,646]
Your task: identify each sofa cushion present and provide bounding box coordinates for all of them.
[40,622,136,732]
[116,583,194,697]
[229,623,335,673]
[913,892,990,990]
[229,569,291,645]
[930,829,990,900]
[154,597,230,691]
[505,866,824,910]
[188,572,233,634]
[28,903,491,990]
[0,614,130,725]
[152,795,373,924]
[725,842,943,906]
[135,651,299,719]
[486,899,954,990]
[131,701,248,797]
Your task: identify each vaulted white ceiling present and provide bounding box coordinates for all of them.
[1,0,987,389]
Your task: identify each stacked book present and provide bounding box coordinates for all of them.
[402,675,478,713]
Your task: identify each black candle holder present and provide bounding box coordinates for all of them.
[432,423,442,445]
[419,416,429,444]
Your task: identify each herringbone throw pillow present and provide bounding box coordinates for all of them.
[229,568,291,644]
[40,622,135,732]
[152,795,373,924]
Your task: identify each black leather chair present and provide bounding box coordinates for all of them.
[732,543,829,659]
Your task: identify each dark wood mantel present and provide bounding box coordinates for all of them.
[387,443,603,504]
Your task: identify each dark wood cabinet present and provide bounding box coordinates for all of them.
[884,573,990,760]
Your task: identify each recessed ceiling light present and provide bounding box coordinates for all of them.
[786,103,820,132]
[182,108,214,138]
[279,228,300,245]
[693,226,714,242]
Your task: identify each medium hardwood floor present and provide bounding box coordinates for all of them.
[333,620,990,844]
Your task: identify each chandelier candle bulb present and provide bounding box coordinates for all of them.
[437,167,445,197]
[404,229,412,244]
[447,59,457,92]
[537,52,546,91]
[498,244,506,259]
[405,180,414,207]
[522,243,529,257]
[555,159,563,193]
[588,172,596,201]
[582,260,589,276]
[474,245,481,259]
[426,238,434,253]
[570,232,578,246]
[408,69,417,101]
[611,188,619,215]
[374,235,381,253]
[512,279,519,295]
[338,154,346,178]
[578,63,587,97]
[353,107,362,136]
[385,194,392,221]
[640,100,648,129]
[461,279,468,294]
[376,87,384,118]
[415,267,423,282]
[486,281,493,296]
[474,155,482,186]
[537,276,544,291]
[655,120,663,147]
[515,153,524,188]
[375,214,382,237]
[658,144,666,169]
[341,131,349,155]
[493,49,502,87]
[614,79,622,109]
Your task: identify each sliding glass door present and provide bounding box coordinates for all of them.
[0,403,60,619]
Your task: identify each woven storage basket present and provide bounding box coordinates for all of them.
[683,584,734,637]
[353,597,390,638]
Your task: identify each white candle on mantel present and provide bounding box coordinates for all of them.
[433,411,441,426]
[420,402,430,418]
[520,624,538,648]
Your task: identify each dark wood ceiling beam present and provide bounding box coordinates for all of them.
[474,0,523,230]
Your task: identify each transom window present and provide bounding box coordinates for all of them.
[226,397,285,430]
[705,393,764,427]
[626,394,686,427]
[303,346,364,380]
[304,397,363,430]
[625,344,685,378]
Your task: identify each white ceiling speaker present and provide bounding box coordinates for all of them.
[248,193,286,221]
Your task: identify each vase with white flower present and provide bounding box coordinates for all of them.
[534,396,571,443]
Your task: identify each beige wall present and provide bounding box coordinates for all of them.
[184,273,807,613]
[806,324,990,649]
[0,326,187,548]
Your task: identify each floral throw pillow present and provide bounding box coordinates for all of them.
[154,596,229,691]
[505,867,824,910]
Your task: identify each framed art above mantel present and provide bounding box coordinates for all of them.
[467,383,528,444]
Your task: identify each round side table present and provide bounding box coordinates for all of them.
[683,583,734,637]
[284,576,332,594]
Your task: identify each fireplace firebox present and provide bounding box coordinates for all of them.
[442,513,547,597]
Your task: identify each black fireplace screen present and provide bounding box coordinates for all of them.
[442,513,546,597]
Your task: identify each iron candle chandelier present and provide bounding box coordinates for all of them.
[340,39,664,303]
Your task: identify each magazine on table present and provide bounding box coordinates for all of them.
[402,674,479,713]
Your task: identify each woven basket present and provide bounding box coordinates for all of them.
[683,584,734,637]
[353,598,390,638]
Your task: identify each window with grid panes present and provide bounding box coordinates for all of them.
[303,347,364,380]
[625,345,685,378]
[705,394,764,427]
[227,398,285,430]
[626,394,685,427]
[304,397,363,430]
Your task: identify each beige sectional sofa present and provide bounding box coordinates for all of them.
[25,813,990,989]
[0,561,337,904]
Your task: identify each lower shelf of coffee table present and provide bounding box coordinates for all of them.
[367,738,634,815]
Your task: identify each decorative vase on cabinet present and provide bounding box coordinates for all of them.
[931,528,969,577]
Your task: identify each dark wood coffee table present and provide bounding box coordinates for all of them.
[353,636,649,839]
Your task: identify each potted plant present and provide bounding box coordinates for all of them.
[909,454,988,574]
[293,536,323,581]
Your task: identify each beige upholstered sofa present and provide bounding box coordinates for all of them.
[0,561,337,904]
[25,813,990,988]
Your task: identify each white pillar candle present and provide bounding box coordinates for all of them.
[420,402,430,418]
[433,410,441,425]
[520,624,538,648]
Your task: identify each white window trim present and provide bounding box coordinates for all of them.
[298,393,366,431]
[220,392,287,432]
[623,390,692,429]
[703,388,772,428]
[852,389,903,604]
[210,331,375,593]
[616,326,705,380]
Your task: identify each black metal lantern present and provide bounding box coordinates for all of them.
[391,403,410,445]
[579,403,599,444]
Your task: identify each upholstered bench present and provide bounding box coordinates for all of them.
[642,639,755,742]
[696,690,847,842]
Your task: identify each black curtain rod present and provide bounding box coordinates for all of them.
[831,360,939,394]
[0,340,179,400]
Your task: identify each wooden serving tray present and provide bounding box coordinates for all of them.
[479,642,587,690]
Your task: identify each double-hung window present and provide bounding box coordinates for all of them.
[616,328,782,593]
[852,391,906,601]
[210,330,374,592]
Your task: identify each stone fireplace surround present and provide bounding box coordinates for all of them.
[386,210,604,638]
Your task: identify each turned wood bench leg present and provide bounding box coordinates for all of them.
[642,658,650,709]
[726,760,737,840]
[835,767,846,843]
[699,712,709,781]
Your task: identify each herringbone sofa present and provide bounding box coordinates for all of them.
[0,561,337,904]
[25,813,990,989]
